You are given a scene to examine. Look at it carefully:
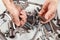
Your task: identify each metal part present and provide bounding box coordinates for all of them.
[0,31,7,40]
[23,22,33,30]
[22,7,41,30]
[58,34,60,38]
[31,23,41,40]
[8,21,15,38]
[0,19,7,27]
[44,23,53,32]
[50,21,60,33]
[56,34,60,40]
[56,11,60,26]
[36,38,39,40]
[39,13,60,33]
[14,0,29,9]
[0,10,6,19]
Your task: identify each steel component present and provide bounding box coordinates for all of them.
[8,21,15,38]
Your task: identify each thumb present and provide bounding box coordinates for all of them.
[11,13,20,26]
[39,0,49,15]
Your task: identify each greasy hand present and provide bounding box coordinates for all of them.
[39,0,58,24]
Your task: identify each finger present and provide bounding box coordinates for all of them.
[20,15,27,26]
[10,14,20,26]
[14,16,20,26]
[39,0,50,15]
[41,12,56,24]
[20,11,27,20]
[20,19,26,26]
[20,11,27,26]
[20,10,26,15]
[20,21,25,26]
[20,15,26,19]
[20,15,27,22]
[45,3,57,19]
[20,10,27,18]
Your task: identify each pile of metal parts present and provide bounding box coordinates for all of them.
[0,0,60,40]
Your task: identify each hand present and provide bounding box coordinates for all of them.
[39,0,58,24]
[3,0,27,27]
[10,5,27,27]
[16,5,27,26]
[9,5,21,26]
[20,10,27,26]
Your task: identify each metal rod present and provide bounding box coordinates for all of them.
[31,23,40,40]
